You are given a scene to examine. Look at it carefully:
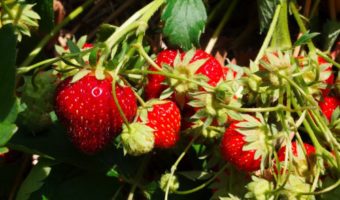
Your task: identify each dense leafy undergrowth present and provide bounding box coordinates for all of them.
[1,0,340,199]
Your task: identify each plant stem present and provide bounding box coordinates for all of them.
[290,1,316,53]
[299,179,340,195]
[174,163,229,195]
[206,0,228,24]
[112,63,131,131]
[127,155,150,200]
[126,68,215,91]
[205,0,238,54]
[105,0,164,50]
[164,134,200,200]
[221,103,314,113]
[254,5,281,64]
[316,50,340,69]
[17,47,94,74]
[20,0,95,67]
[310,0,320,18]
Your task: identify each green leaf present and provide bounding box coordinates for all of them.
[178,170,212,181]
[322,20,340,51]
[89,48,99,67]
[106,166,119,177]
[257,0,279,34]
[0,123,18,146]
[16,159,53,200]
[9,123,142,176]
[66,40,85,65]
[293,31,320,47]
[161,0,207,50]
[0,24,17,122]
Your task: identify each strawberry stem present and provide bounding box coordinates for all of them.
[173,163,229,195]
[17,48,95,74]
[164,134,200,200]
[112,63,131,131]
[298,179,340,195]
[127,155,150,200]
[205,0,238,54]
[254,4,282,64]
[316,50,340,69]
[105,0,165,50]
[289,1,316,53]
[221,103,314,113]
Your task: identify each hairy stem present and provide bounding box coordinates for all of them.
[164,134,200,200]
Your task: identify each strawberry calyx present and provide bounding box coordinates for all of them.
[160,49,212,108]
[188,81,243,130]
[121,123,155,156]
[236,115,273,165]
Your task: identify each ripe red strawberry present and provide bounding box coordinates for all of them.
[138,100,181,148]
[277,142,315,162]
[145,49,224,101]
[275,142,316,176]
[145,50,178,99]
[319,96,340,121]
[220,121,261,172]
[121,100,181,155]
[55,72,137,154]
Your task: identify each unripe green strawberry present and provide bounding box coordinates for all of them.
[55,72,137,154]
[18,70,58,134]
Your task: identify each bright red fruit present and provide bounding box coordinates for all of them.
[138,100,181,148]
[145,50,178,99]
[145,49,224,100]
[277,142,315,162]
[220,122,261,172]
[319,96,340,121]
[55,73,137,154]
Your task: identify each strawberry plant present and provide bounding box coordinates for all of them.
[1,0,340,199]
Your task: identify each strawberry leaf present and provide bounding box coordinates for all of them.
[257,0,279,34]
[16,158,54,200]
[0,123,17,146]
[161,0,207,50]
[293,31,320,47]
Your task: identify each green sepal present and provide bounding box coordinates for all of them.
[71,69,91,83]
